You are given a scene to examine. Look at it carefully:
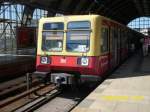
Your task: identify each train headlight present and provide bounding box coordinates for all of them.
[81,57,89,66]
[40,56,50,64]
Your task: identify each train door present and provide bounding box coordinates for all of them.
[111,28,118,68]
[109,27,113,69]
[125,30,129,58]
[114,28,118,67]
[117,29,121,64]
[120,30,123,62]
[108,26,111,69]
[101,26,109,73]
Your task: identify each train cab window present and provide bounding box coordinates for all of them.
[42,23,64,52]
[43,23,64,30]
[66,21,90,52]
[68,21,90,29]
[101,28,108,53]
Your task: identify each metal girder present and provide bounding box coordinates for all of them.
[0,0,149,25]
[46,0,62,14]
[57,0,69,12]
[21,6,35,26]
[95,1,106,13]
[143,0,150,16]
[110,1,132,18]
[47,11,55,17]
[73,0,86,14]
[79,0,92,14]
[133,0,143,16]
[86,1,97,13]
[64,0,79,15]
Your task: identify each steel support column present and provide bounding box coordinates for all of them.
[47,11,55,17]
[22,6,35,26]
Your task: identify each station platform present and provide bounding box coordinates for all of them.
[0,54,35,81]
[72,54,150,112]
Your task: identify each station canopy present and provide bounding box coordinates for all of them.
[1,0,150,25]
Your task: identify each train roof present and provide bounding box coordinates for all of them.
[39,14,126,28]
[39,15,99,22]
[39,14,144,36]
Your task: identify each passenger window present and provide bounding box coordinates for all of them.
[101,28,108,53]
[66,21,90,53]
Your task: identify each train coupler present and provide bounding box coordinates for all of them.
[51,73,74,85]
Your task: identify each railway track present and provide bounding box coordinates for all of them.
[0,83,60,112]
[34,84,96,112]
[0,75,98,112]
[0,76,39,100]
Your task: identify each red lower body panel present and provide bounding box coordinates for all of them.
[36,55,109,77]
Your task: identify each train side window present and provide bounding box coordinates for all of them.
[101,28,108,53]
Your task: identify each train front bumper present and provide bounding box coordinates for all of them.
[36,55,101,76]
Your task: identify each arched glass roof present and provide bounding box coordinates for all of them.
[1,0,150,25]
[128,17,150,35]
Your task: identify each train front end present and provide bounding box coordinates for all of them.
[36,15,101,84]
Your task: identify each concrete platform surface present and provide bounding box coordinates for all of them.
[72,55,150,112]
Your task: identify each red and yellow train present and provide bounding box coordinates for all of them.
[36,15,141,84]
